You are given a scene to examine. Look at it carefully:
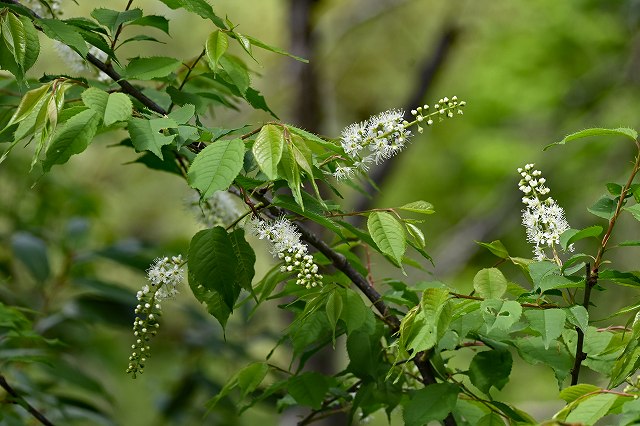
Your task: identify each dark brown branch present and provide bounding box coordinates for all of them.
[0,375,55,426]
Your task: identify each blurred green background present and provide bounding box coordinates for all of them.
[3,0,640,424]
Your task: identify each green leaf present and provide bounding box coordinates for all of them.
[11,232,50,282]
[123,56,182,80]
[599,269,640,287]
[277,143,303,208]
[476,413,506,426]
[271,194,343,238]
[405,223,425,248]
[19,15,39,73]
[2,13,26,72]
[81,87,108,115]
[339,288,372,335]
[167,104,195,125]
[237,362,268,398]
[287,372,330,410]
[397,200,435,215]
[559,226,603,250]
[515,336,573,385]
[43,109,100,171]
[219,54,250,95]
[127,117,177,159]
[565,393,618,425]
[103,93,132,126]
[253,124,283,180]
[367,211,406,268]
[228,228,255,292]
[187,139,245,198]
[403,383,459,426]
[623,204,640,222]
[545,127,638,150]
[476,240,509,259]
[524,308,566,349]
[38,18,88,56]
[205,30,228,71]
[90,8,143,34]
[325,290,343,347]
[129,15,170,34]
[481,299,522,332]
[242,33,308,63]
[188,227,239,312]
[588,196,616,220]
[559,384,601,403]
[6,83,50,127]
[566,305,589,332]
[469,350,512,394]
[157,0,226,28]
[474,268,507,299]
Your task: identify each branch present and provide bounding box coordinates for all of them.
[0,375,55,426]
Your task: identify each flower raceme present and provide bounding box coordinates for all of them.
[127,255,185,378]
[249,216,323,289]
[518,164,572,263]
[334,96,466,180]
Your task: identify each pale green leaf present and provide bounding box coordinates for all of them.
[474,268,507,299]
[2,13,26,70]
[565,393,619,425]
[19,15,39,73]
[103,93,132,126]
[545,127,638,150]
[367,211,406,268]
[90,8,143,34]
[481,299,522,332]
[128,117,177,159]
[476,240,509,259]
[566,305,589,332]
[205,30,228,71]
[43,109,99,171]
[81,87,108,115]
[6,83,50,127]
[559,384,601,403]
[524,308,566,349]
[405,223,425,248]
[129,15,170,34]
[253,124,283,180]
[397,200,435,215]
[124,56,182,80]
[167,104,195,125]
[187,139,245,198]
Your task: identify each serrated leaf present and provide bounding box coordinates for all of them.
[128,117,177,159]
[124,56,182,80]
[219,54,249,95]
[19,15,39,73]
[277,143,303,208]
[91,8,143,35]
[81,87,108,115]
[288,372,330,410]
[524,308,566,349]
[405,223,425,248]
[157,0,226,28]
[187,139,245,198]
[515,336,572,385]
[129,15,170,34]
[565,393,619,425]
[253,124,283,180]
[188,227,239,313]
[103,93,132,126]
[545,127,638,150]
[481,299,522,332]
[367,211,406,269]
[469,350,512,394]
[559,384,601,403]
[403,383,459,426]
[476,240,509,259]
[2,13,26,71]
[340,288,371,335]
[588,196,616,220]
[474,268,507,299]
[560,226,603,250]
[623,204,640,222]
[167,104,195,125]
[43,109,99,171]
[205,30,228,71]
[398,200,435,215]
[6,83,50,127]
[38,18,88,56]
[566,305,589,332]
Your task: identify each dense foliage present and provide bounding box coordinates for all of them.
[2,1,640,425]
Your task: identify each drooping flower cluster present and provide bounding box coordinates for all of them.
[334,96,465,180]
[54,42,111,83]
[518,164,572,262]
[127,255,184,378]
[188,190,242,228]
[249,217,323,288]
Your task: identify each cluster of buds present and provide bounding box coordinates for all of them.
[518,164,572,262]
[250,217,323,288]
[127,255,184,378]
[189,190,242,228]
[333,96,465,180]
[54,42,111,83]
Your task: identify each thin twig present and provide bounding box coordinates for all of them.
[0,375,55,426]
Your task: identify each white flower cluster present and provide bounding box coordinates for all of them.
[250,217,323,288]
[189,191,242,228]
[334,96,465,180]
[127,255,184,377]
[518,164,572,261]
[54,42,111,83]
[23,0,62,17]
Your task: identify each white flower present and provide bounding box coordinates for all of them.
[518,165,572,262]
[249,217,323,288]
